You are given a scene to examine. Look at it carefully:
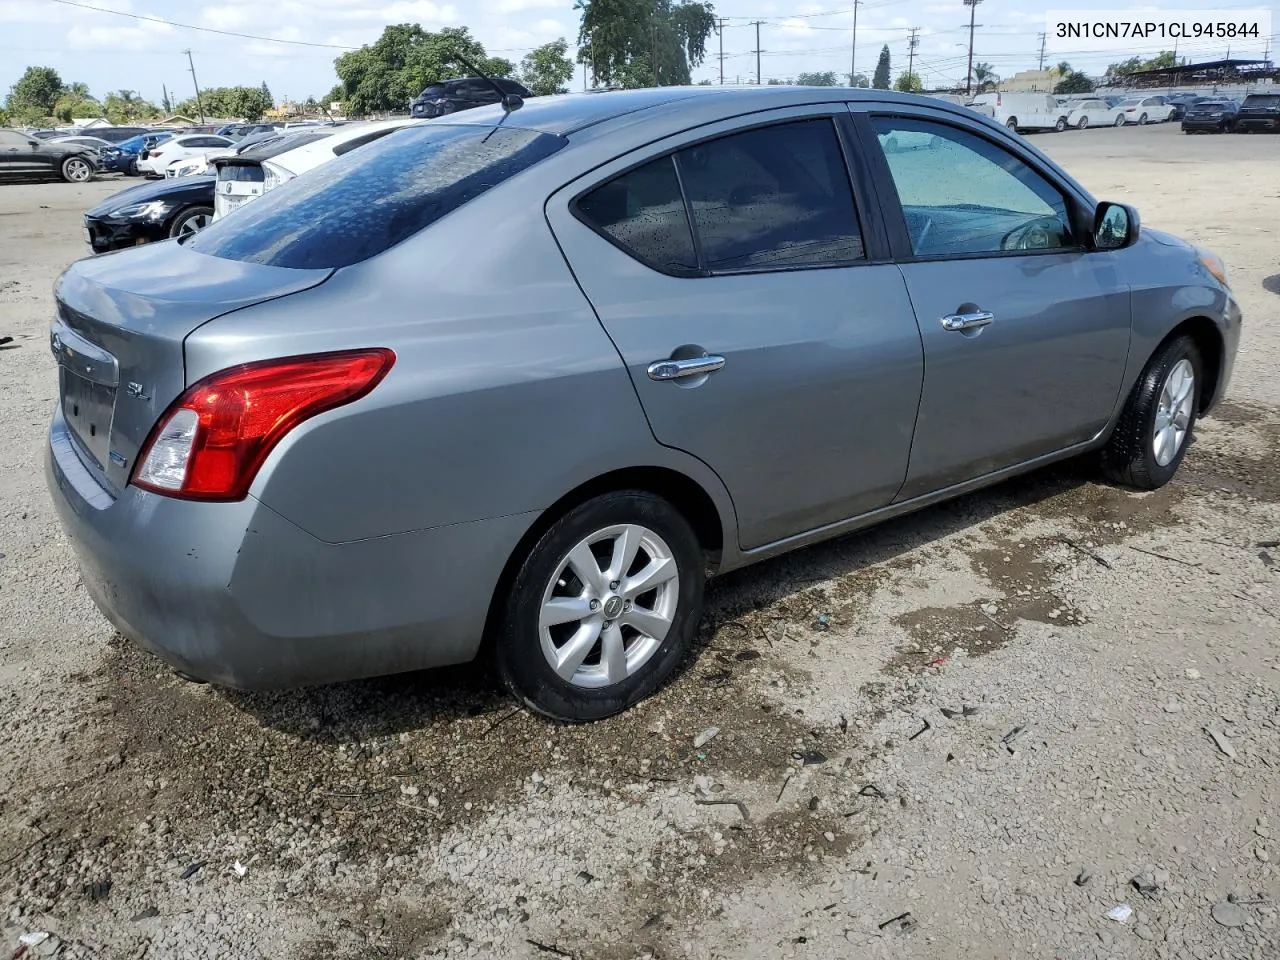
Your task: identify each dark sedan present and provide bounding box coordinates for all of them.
[82,175,214,253]
[410,76,532,119]
[1181,100,1239,133]
[0,128,99,182]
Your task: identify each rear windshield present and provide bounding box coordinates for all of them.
[1242,94,1280,105]
[418,84,446,100]
[189,123,567,269]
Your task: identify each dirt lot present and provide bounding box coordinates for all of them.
[1,123,1278,960]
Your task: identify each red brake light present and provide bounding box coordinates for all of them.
[132,348,395,501]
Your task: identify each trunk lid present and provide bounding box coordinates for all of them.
[52,241,332,497]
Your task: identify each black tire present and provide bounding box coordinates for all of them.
[496,491,704,722]
[60,155,94,183]
[1077,117,1089,129]
[1138,112,1148,125]
[1114,114,1125,127]
[1054,117,1068,132]
[168,206,214,239]
[1005,117,1018,131]
[1100,336,1203,490]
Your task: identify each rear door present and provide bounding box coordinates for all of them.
[859,108,1130,500]
[547,105,924,550]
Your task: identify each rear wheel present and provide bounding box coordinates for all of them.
[1054,116,1068,132]
[1005,117,1018,131]
[496,491,704,721]
[1077,116,1089,129]
[168,206,214,238]
[60,156,94,183]
[1100,336,1202,490]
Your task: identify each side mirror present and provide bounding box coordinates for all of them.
[27,139,40,149]
[1093,201,1140,250]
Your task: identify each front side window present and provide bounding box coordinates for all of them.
[190,124,567,269]
[872,116,1072,257]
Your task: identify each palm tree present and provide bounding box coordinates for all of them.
[1056,60,1071,76]
[972,62,998,92]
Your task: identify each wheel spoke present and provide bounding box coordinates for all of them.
[553,619,603,681]
[608,525,644,583]
[622,556,677,598]
[621,606,673,642]
[540,594,594,629]
[566,542,606,595]
[1173,408,1191,431]
[1173,371,1194,405]
[600,622,627,683]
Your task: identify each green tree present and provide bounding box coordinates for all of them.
[1056,60,1071,75]
[6,66,64,118]
[332,25,512,116]
[846,72,869,87]
[102,90,158,123]
[971,62,998,91]
[53,82,102,122]
[176,86,273,121]
[894,71,922,93]
[766,78,786,85]
[1054,70,1094,94]
[259,81,273,109]
[872,45,891,89]
[577,0,717,89]
[796,71,838,86]
[519,38,575,95]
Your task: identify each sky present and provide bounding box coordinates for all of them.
[2,0,1276,109]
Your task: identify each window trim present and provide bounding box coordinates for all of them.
[569,113,876,280]
[854,111,1092,264]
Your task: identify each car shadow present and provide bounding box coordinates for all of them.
[1262,274,1280,296]
[221,457,1097,741]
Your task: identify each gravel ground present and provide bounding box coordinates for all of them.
[1,123,1278,960]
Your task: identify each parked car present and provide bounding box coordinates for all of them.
[48,135,115,153]
[136,134,236,176]
[0,128,99,182]
[1066,98,1125,128]
[45,88,1240,720]
[968,92,1069,132]
[90,126,156,144]
[216,123,280,140]
[1165,95,1205,121]
[81,174,215,253]
[1118,96,1175,124]
[211,120,415,220]
[1235,93,1280,132]
[410,76,532,119]
[1181,100,1239,133]
[102,132,176,174]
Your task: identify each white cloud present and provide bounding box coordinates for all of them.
[67,20,173,51]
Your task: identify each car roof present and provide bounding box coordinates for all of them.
[270,118,422,172]
[445,86,1002,137]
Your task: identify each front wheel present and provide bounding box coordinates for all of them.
[60,156,94,183]
[1100,336,1202,490]
[168,206,214,238]
[496,491,704,721]
[1114,114,1126,127]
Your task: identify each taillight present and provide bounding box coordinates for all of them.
[132,349,395,501]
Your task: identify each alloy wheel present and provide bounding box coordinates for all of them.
[64,158,91,182]
[178,213,211,235]
[538,523,679,689]
[1153,358,1195,467]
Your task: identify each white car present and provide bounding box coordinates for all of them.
[212,118,420,220]
[1066,98,1125,129]
[164,149,236,179]
[136,134,235,176]
[1118,96,1175,125]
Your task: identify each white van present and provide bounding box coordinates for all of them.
[969,92,1069,133]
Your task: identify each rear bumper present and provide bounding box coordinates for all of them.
[1236,116,1280,131]
[46,411,535,689]
[1181,119,1231,130]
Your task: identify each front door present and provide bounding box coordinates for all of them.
[863,112,1131,500]
[547,108,924,550]
[0,130,41,174]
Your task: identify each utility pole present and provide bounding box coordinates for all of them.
[652,17,660,86]
[907,27,920,79]
[717,18,727,84]
[161,82,169,115]
[963,0,982,97]
[182,49,205,123]
[850,0,860,86]
[751,21,764,85]
[1037,32,1046,70]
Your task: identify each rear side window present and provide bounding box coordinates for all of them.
[575,157,698,275]
[574,118,864,276]
[190,124,567,269]
[1243,94,1280,106]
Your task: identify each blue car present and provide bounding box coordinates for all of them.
[101,132,174,175]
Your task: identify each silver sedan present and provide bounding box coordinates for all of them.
[46,87,1240,720]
